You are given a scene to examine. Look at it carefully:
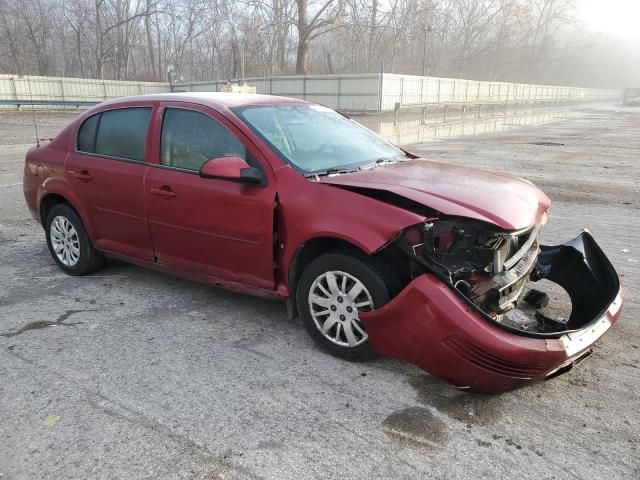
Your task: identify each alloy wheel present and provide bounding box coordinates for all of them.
[49,215,80,267]
[308,270,374,348]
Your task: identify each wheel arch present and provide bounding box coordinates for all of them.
[40,193,73,226]
[287,235,402,319]
[38,189,95,241]
[287,236,369,317]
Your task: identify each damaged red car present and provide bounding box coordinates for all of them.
[23,93,623,393]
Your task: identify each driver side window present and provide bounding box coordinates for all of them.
[160,108,246,171]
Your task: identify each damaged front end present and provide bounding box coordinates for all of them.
[362,217,622,392]
[394,218,620,337]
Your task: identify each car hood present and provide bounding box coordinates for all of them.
[318,158,550,230]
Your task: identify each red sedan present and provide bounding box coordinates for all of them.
[23,93,623,392]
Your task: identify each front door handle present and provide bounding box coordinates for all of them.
[68,170,93,183]
[150,186,176,199]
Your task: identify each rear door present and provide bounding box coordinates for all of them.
[66,104,155,260]
[144,103,276,290]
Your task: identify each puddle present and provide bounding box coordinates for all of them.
[358,106,575,144]
[408,375,505,426]
[382,406,447,449]
[530,141,565,146]
[381,374,506,448]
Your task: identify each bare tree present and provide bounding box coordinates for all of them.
[295,0,344,74]
[0,0,26,74]
[0,0,635,88]
[17,0,56,75]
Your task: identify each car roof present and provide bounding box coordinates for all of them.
[99,92,310,110]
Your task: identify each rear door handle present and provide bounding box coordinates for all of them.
[150,186,176,199]
[68,170,93,183]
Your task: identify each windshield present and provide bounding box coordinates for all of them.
[232,104,406,174]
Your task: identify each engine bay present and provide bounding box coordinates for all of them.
[397,219,620,337]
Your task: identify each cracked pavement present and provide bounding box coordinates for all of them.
[1,104,639,479]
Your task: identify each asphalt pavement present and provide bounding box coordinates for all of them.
[1,104,639,479]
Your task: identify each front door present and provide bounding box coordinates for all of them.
[144,104,276,290]
[65,105,154,260]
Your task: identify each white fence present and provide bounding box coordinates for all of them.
[379,74,617,111]
[0,74,168,107]
[175,74,382,112]
[0,73,619,112]
[175,73,618,112]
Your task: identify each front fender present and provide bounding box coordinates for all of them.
[276,166,425,290]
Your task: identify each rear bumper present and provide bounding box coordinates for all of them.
[23,163,41,224]
[361,232,623,393]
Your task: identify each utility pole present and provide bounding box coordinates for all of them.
[241,39,245,79]
[422,25,433,77]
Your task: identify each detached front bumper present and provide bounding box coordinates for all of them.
[361,232,623,393]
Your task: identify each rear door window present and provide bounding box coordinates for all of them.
[80,107,151,161]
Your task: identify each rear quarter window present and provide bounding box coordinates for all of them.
[77,113,100,153]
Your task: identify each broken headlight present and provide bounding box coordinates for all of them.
[401,219,505,278]
[400,218,542,315]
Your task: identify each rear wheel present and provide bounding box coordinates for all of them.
[45,204,104,275]
[297,251,399,361]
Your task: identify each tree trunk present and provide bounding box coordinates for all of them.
[274,0,287,74]
[276,27,287,74]
[145,0,156,79]
[230,33,240,78]
[295,0,310,74]
[76,28,85,78]
[296,36,310,74]
[155,10,162,79]
[95,0,104,78]
[367,0,378,71]
[326,50,334,74]
[117,0,124,79]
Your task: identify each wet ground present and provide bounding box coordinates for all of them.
[1,104,639,479]
[358,103,574,145]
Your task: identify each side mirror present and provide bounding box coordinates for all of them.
[199,156,265,185]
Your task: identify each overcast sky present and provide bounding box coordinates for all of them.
[579,0,640,41]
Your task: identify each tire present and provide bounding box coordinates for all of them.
[296,250,400,361]
[45,203,104,276]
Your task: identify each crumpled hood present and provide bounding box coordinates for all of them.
[319,158,550,230]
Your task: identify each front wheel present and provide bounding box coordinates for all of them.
[297,251,398,361]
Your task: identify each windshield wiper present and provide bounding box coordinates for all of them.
[359,155,406,170]
[304,167,358,178]
[304,154,408,178]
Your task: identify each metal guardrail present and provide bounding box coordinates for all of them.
[0,99,99,106]
[389,98,600,124]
